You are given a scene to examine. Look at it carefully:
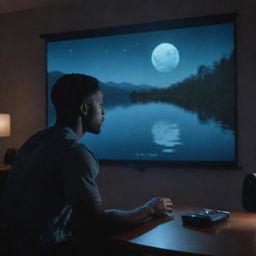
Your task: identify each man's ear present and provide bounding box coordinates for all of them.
[81,102,90,116]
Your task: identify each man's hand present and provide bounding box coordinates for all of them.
[144,197,173,216]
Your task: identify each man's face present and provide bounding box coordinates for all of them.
[84,90,105,134]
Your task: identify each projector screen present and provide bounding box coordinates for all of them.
[45,14,237,167]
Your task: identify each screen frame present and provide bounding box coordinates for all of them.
[42,13,239,169]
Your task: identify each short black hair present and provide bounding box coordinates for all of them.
[51,73,100,117]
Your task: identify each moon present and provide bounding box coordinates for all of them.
[151,43,180,72]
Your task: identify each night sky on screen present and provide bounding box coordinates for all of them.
[47,23,234,88]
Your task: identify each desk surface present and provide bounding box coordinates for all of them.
[0,165,11,172]
[112,205,256,256]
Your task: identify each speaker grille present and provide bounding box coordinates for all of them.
[242,172,256,212]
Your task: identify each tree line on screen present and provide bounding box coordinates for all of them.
[131,51,235,130]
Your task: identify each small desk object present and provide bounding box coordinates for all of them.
[112,205,256,256]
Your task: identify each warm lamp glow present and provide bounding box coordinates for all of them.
[0,114,11,137]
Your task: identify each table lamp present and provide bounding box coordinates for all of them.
[0,113,16,165]
[0,113,10,137]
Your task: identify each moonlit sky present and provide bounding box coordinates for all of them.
[47,23,234,88]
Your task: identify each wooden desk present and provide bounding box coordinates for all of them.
[0,165,11,172]
[112,206,256,256]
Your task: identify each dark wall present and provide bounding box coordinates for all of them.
[0,0,256,210]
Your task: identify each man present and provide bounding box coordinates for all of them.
[0,74,173,255]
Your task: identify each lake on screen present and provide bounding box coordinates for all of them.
[83,102,235,161]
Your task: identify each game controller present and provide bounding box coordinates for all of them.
[181,208,230,227]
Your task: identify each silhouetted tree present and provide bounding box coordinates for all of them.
[131,51,235,130]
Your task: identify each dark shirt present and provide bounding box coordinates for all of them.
[0,126,102,247]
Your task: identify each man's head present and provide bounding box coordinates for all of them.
[51,73,105,134]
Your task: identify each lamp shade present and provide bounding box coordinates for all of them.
[0,114,11,137]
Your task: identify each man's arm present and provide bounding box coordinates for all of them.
[62,146,173,234]
[72,197,173,235]
[103,197,173,231]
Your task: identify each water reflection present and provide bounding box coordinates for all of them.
[152,120,182,153]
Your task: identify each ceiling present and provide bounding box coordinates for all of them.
[0,0,76,14]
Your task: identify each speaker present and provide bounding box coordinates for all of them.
[242,172,256,212]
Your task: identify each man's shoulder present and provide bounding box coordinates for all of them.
[19,126,97,164]
[18,126,81,159]
[49,127,97,162]
[23,126,75,144]
[60,138,100,177]
[67,141,96,162]
[48,127,91,158]
[39,126,79,146]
